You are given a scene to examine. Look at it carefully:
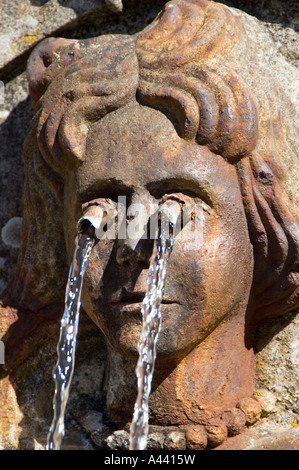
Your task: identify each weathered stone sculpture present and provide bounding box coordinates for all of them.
[0,0,298,450]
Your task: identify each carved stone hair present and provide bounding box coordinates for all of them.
[9,0,298,322]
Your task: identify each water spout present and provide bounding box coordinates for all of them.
[129,200,182,450]
[47,201,113,450]
[46,231,94,450]
[77,199,117,239]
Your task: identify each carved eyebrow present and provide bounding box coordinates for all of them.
[146,177,214,207]
[78,178,133,205]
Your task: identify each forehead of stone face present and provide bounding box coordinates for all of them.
[80,102,182,189]
[74,101,241,214]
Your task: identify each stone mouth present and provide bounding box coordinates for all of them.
[115,299,178,317]
[110,291,177,305]
[109,290,178,315]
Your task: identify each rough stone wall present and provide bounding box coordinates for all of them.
[0,0,298,446]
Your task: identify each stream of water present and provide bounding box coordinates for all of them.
[47,201,178,450]
[129,216,175,450]
[46,232,95,450]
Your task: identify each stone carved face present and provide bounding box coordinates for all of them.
[14,0,298,362]
[63,103,253,359]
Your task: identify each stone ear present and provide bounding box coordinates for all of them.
[27,37,74,109]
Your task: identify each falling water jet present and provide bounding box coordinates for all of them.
[46,204,109,450]
[129,200,182,451]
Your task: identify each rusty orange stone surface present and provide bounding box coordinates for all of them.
[0,0,298,450]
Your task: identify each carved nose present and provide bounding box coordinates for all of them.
[116,188,157,267]
[116,237,154,267]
